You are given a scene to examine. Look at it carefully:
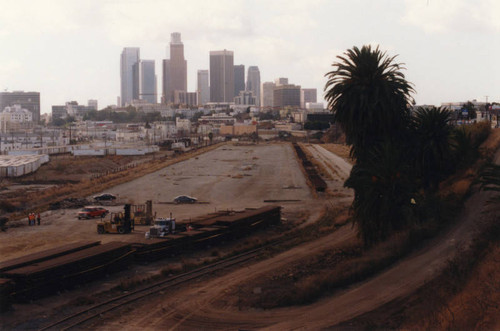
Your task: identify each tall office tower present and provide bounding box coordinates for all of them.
[162,32,187,103]
[197,70,210,105]
[0,91,40,122]
[273,84,301,108]
[209,50,234,102]
[275,77,288,86]
[246,66,261,106]
[300,88,317,108]
[261,82,275,108]
[120,47,140,106]
[135,60,157,104]
[234,65,245,98]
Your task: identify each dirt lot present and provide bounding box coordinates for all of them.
[0,143,327,261]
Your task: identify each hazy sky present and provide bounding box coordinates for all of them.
[1,0,499,114]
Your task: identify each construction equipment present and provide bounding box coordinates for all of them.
[131,200,155,225]
[96,204,134,234]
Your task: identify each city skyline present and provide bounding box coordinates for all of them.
[1,1,499,114]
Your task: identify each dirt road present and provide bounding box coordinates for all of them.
[305,143,352,181]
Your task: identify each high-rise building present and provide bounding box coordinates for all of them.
[120,47,140,106]
[0,91,41,122]
[134,60,157,104]
[300,88,317,108]
[273,84,301,108]
[210,50,234,102]
[261,82,275,109]
[246,66,260,107]
[234,65,245,98]
[162,32,187,103]
[275,77,288,86]
[197,70,210,105]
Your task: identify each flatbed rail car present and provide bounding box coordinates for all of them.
[133,226,229,262]
[2,242,133,301]
[0,241,101,274]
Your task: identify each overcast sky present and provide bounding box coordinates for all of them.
[1,0,499,114]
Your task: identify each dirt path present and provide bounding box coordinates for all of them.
[305,144,352,181]
[89,148,500,330]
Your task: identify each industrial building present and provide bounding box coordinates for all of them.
[0,154,49,177]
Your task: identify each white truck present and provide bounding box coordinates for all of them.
[145,217,176,238]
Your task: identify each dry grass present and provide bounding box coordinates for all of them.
[247,227,436,309]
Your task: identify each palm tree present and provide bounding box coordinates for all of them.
[411,107,453,192]
[325,45,415,246]
[345,143,416,246]
[324,45,414,161]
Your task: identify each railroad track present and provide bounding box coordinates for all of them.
[38,247,266,331]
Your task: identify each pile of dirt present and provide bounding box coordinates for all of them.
[49,197,91,210]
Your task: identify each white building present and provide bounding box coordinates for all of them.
[0,105,33,133]
[1,105,33,122]
[176,118,192,133]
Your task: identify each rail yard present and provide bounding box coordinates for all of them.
[0,142,351,328]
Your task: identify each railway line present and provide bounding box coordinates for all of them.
[0,205,281,311]
[39,246,267,331]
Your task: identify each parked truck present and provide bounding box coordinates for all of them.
[145,213,187,238]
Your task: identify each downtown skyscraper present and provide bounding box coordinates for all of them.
[120,47,140,106]
[234,64,245,98]
[209,50,234,103]
[162,32,187,104]
[197,70,209,105]
[134,60,157,104]
[246,66,260,107]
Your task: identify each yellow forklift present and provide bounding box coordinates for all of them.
[131,200,155,225]
[96,204,134,234]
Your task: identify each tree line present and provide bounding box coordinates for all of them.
[325,45,491,246]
